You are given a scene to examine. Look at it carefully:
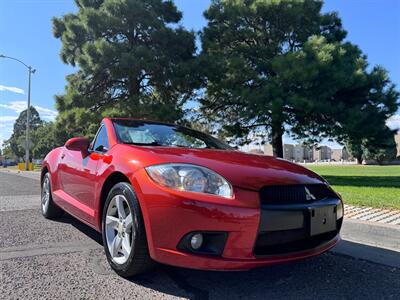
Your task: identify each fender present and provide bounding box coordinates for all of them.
[93,147,144,230]
[42,147,64,191]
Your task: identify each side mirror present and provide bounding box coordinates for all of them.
[65,137,90,154]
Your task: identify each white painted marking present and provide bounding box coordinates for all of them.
[375,213,400,223]
[345,204,400,225]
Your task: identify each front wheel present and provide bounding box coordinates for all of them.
[41,172,64,219]
[102,182,154,277]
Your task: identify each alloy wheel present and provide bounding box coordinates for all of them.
[105,194,135,265]
[42,176,50,213]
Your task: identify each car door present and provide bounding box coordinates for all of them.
[58,125,110,224]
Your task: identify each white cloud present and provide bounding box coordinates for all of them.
[387,114,400,131]
[0,101,27,113]
[35,105,58,120]
[0,116,17,123]
[0,85,24,94]
[0,101,58,148]
[0,117,15,147]
[0,101,58,121]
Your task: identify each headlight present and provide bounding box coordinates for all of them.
[337,201,344,220]
[145,163,233,198]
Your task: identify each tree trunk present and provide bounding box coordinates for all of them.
[271,122,284,158]
[356,154,363,164]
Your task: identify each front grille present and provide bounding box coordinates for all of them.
[260,184,337,205]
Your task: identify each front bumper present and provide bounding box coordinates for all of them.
[132,169,342,271]
[152,234,340,271]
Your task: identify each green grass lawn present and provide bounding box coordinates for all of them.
[307,165,400,210]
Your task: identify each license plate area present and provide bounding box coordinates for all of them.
[309,206,337,236]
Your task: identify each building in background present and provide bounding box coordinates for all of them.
[293,144,304,161]
[261,142,355,162]
[313,146,332,161]
[303,146,314,161]
[283,144,294,160]
[395,134,400,157]
[264,144,273,156]
[249,148,264,155]
[331,148,350,161]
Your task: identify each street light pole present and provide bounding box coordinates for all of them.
[0,54,36,171]
[26,66,33,171]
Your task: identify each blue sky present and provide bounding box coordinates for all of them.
[1,0,399,149]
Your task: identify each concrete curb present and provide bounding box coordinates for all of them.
[331,218,400,268]
[331,240,400,269]
[341,218,400,251]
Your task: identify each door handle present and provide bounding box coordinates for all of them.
[61,153,65,159]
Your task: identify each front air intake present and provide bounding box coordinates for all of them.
[260,184,337,205]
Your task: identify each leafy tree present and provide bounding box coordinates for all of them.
[1,144,14,158]
[361,126,397,164]
[313,64,399,163]
[32,122,59,159]
[346,142,363,165]
[11,106,42,138]
[4,106,43,160]
[200,0,399,157]
[53,0,198,142]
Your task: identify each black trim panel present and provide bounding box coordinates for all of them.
[259,198,340,232]
[177,231,228,257]
[254,198,343,257]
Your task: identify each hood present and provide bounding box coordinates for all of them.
[122,145,325,191]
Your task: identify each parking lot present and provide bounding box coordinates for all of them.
[1,171,399,299]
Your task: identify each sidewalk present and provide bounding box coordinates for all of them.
[0,168,40,180]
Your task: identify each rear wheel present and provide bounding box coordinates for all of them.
[102,182,154,277]
[41,172,64,218]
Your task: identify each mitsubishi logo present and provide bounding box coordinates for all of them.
[305,187,316,201]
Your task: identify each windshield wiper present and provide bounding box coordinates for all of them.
[171,144,192,148]
[126,142,162,146]
[127,142,214,149]
[172,144,215,149]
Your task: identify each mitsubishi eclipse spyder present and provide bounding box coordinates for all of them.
[41,118,343,277]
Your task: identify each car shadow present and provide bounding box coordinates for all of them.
[324,175,400,188]
[54,213,103,245]
[130,242,400,300]
[54,214,400,300]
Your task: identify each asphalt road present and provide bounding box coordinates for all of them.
[0,171,399,300]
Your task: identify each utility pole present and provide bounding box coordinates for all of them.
[0,55,36,170]
[26,66,33,170]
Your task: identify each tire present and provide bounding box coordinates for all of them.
[102,182,154,277]
[41,172,64,219]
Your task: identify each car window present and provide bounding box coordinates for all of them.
[121,127,207,148]
[92,125,109,152]
[112,120,231,150]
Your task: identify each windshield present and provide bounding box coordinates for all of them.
[112,119,232,150]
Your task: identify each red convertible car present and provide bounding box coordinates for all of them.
[41,118,343,277]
